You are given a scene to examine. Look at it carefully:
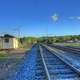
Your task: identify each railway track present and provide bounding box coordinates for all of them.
[48,44,80,61]
[49,44,80,61]
[7,44,48,80]
[65,46,80,50]
[40,44,80,80]
[7,44,80,80]
[64,46,80,52]
[49,44,80,54]
[47,44,80,70]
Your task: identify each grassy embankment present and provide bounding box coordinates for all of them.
[60,42,80,46]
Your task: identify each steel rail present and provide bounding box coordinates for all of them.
[52,44,80,54]
[39,45,51,80]
[65,46,80,52]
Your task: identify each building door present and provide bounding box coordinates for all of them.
[3,38,10,49]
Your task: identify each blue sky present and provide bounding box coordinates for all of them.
[0,0,80,37]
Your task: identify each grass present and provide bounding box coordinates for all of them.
[0,51,10,60]
[60,42,80,46]
[0,53,8,57]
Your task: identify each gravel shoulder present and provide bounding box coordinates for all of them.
[0,49,26,80]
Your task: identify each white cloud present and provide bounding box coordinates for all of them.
[68,17,75,20]
[68,16,80,20]
[51,14,59,22]
[76,17,80,20]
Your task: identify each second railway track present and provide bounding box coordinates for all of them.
[48,44,80,70]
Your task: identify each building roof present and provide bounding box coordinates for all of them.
[0,34,16,38]
[4,34,15,38]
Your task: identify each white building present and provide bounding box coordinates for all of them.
[0,34,18,50]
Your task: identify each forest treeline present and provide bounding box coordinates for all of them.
[19,35,80,48]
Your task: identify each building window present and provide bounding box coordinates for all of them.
[5,39,9,43]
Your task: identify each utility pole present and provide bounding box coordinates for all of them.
[14,26,21,38]
[46,25,49,44]
[46,13,59,44]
